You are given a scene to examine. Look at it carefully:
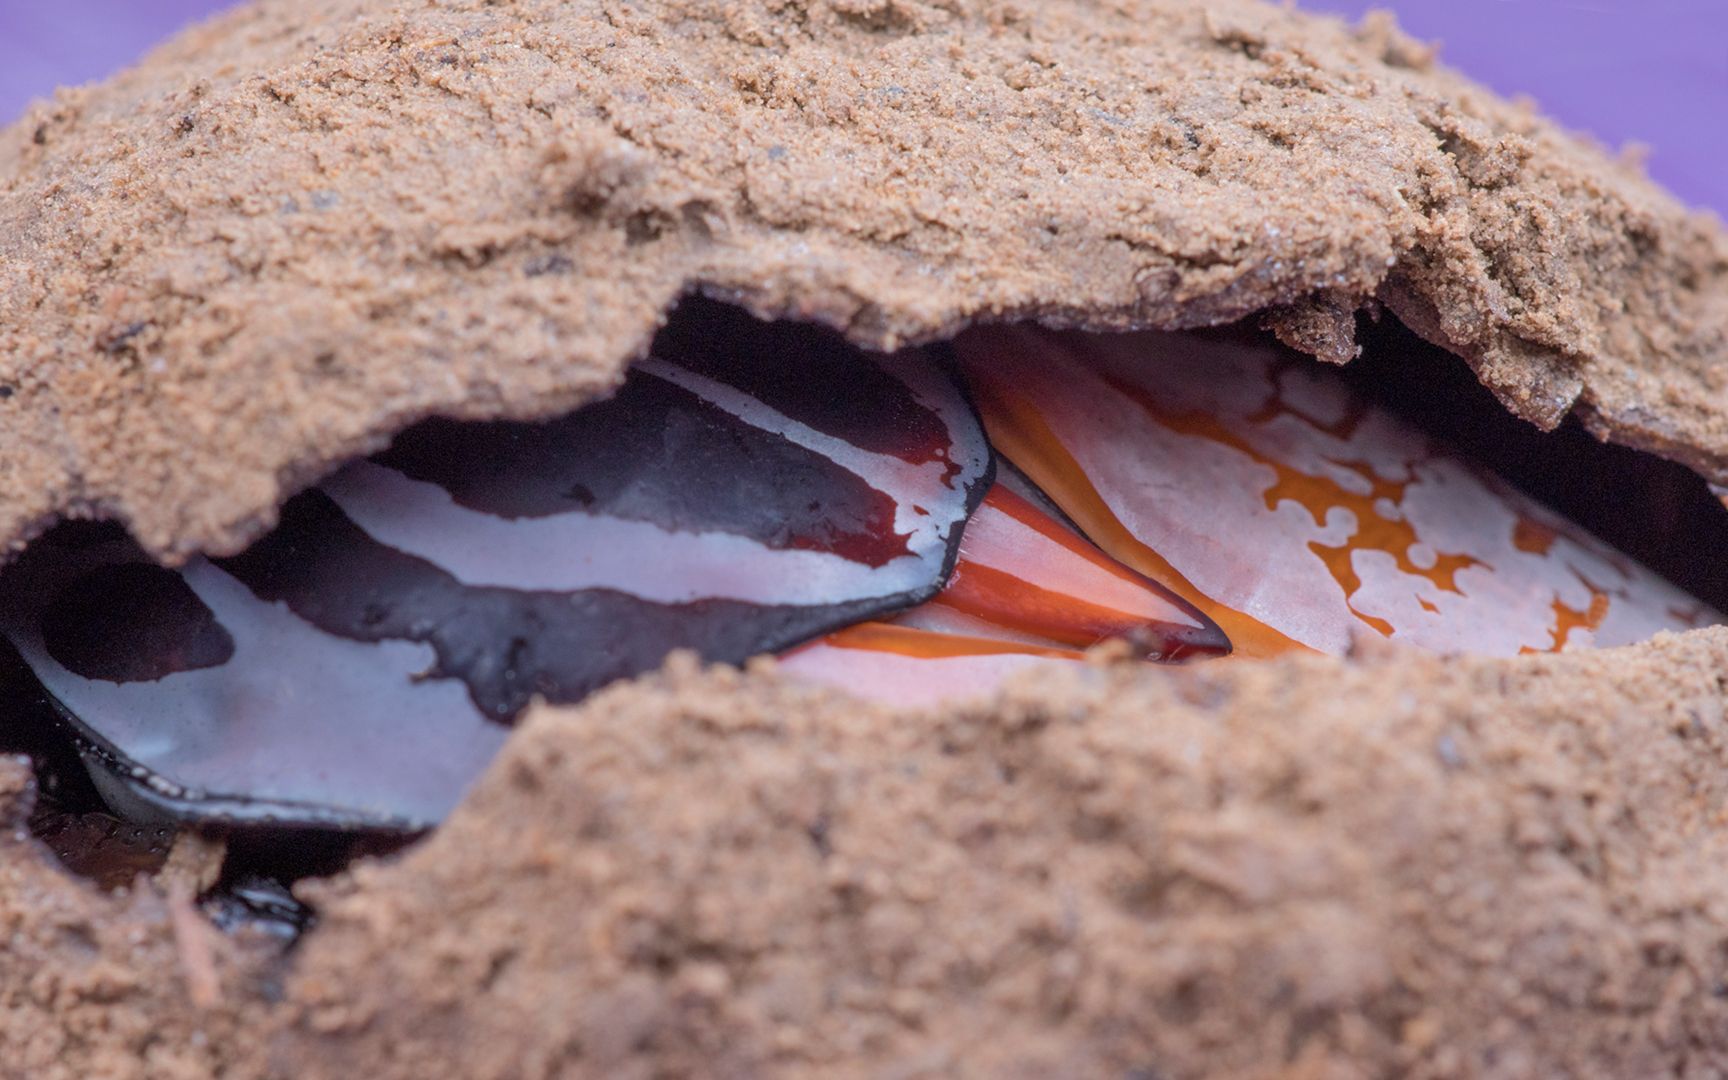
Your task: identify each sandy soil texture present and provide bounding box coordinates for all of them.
[4,1,1728,1076]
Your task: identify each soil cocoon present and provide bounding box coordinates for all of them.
[2,0,1728,1076]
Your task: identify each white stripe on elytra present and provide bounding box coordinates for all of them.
[320,460,937,606]
[0,550,503,826]
[634,358,985,544]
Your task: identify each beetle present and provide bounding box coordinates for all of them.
[0,309,1711,835]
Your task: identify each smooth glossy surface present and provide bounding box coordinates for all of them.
[929,486,1229,660]
[955,327,1719,658]
[780,478,1231,705]
[2,541,507,829]
[0,322,991,828]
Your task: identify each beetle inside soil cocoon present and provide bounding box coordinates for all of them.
[0,304,1716,872]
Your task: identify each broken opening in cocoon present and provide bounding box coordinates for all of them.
[2,297,1724,933]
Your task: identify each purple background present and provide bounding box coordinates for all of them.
[1,1,1723,214]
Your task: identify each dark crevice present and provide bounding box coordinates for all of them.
[1341,314,1728,613]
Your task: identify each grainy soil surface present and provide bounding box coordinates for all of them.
[3,1,1728,1076]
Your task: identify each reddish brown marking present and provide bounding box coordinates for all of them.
[377,377,916,568]
[1551,578,1612,651]
[651,301,960,469]
[958,357,1308,659]
[1101,373,1484,639]
[815,621,1086,661]
[936,565,1176,651]
[1513,517,1559,556]
[1517,576,1612,654]
[935,487,1227,658]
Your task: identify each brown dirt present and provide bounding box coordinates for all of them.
[4,0,1726,564]
[275,641,1728,1078]
[4,0,1728,1076]
[17,634,1728,1077]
